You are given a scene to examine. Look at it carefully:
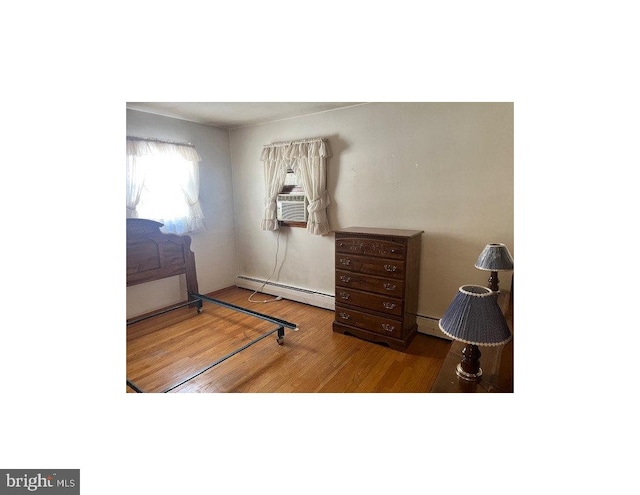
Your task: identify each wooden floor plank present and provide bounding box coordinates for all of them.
[127,287,451,393]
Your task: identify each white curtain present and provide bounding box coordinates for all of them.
[259,145,291,231]
[126,153,145,218]
[292,140,331,235]
[260,139,331,235]
[126,138,204,234]
[179,160,205,233]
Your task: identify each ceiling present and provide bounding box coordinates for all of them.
[126,102,365,129]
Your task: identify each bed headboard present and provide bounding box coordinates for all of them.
[126,218,199,297]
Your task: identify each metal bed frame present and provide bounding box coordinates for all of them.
[126,219,298,393]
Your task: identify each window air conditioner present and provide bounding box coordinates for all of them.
[277,193,308,222]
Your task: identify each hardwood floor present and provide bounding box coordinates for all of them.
[127,286,451,393]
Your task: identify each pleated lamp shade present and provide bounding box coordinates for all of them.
[475,243,514,272]
[439,285,512,346]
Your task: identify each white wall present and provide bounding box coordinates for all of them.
[126,109,238,318]
[230,103,513,324]
[125,103,514,329]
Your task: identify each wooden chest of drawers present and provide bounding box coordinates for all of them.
[332,227,423,351]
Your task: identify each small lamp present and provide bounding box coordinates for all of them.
[475,243,514,293]
[439,285,512,381]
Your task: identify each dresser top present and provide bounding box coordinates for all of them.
[335,227,424,238]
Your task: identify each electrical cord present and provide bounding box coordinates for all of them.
[248,229,283,303]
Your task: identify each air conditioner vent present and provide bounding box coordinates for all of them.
[277,194,308,222]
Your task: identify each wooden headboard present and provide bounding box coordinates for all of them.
[126,218,199,298]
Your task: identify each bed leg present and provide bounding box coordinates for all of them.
[276,326,285,345]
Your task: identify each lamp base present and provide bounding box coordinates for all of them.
[456,363,483,381]
[488,271,500,293]
[457,344,483,381]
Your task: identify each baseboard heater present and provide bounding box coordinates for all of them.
[235,276,335,310]
[235,275,448,339]
[415,315,449,339]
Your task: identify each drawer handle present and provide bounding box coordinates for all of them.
[340,275,352,283]
[384,264,398,272]
[383,302,397,310]
[338,312,351,320]
[339,291,350,300]
[383,282,396,291]
[381,323,395,333]
[339,258,352,266]
[338,242,363,250]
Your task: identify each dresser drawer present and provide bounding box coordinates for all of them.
[336,270,404,298]
[336,237,406,260]
[335,305,403,339]
[335,288,403,317]
[335,254,405,279]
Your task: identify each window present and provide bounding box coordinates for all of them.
[126,137,204,235]
[259,138,331,235]
[282,168,304,194]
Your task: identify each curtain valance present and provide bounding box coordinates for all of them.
[127,137,202,163]
[260,139,331,163]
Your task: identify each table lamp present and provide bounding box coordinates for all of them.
[439,285,512,381]
[475,243,514,293]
